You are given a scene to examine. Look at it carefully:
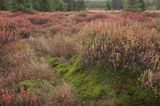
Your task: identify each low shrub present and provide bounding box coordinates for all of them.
[78,18,160,95]
[74,13,108,23]
[29,35,78,60]
[47,83,76,106]
[79,19,160,73]
[28,15,50,25]
[119,12,152,23]
[0,84,41,106]
[144,12,160,18]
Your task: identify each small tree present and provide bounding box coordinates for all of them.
[156,0,160,9]
[64,0,85,11]
[12,0,34,13]
[31,0,41,11]
[0,0,6,10]
[38,0,51,11]
[111,0,123,10]
[0,0,11,10]
[139,0,145,11]
[64,0,75,11]
[76,0,85,10]
[124,0,145,12]
[31,0,67,12]
[106,1,111,10]
[52,0,68,11]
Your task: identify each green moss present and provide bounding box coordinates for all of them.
[46,55,160,105]
[53,56,114,100]
[63,62,115,100]
[45,55,58,66]
[21,79,54,92]
[79,83,105,100]
[55,64,70,75]
[114,69,160,106]
[156,25,160,32]
[65,56,83,77]
[116,84,160,106]
[20,80,54,104]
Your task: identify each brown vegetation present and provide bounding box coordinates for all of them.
[1,11,160,105]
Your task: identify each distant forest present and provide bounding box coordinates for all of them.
[0,0,160,13]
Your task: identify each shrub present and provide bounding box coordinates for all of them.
[79,18,160,73]
[74,13,108,23]
[114,69,160,106]
[119,12,151,23]
[28,15,50,25]
[0,85,15,106]
[140,69,160,95]
[47,83,76,106]
[143,12,160,18]
[0,84,40,106]
[78,16,160,96]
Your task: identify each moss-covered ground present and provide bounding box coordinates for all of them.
[44,55,160,106]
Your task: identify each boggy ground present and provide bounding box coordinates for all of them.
[1,11,160,106]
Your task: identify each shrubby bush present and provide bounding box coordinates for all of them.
[79,18,160,72]
[78,15,160,96]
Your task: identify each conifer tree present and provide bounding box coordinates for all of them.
[12,0,33,13]
[112,0,123,10]
[124,0,145,12]
[0,0,11,10]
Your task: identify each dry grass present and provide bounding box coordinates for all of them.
[79,17,160,71]
[27,34,78,60]
[47,83,76,106]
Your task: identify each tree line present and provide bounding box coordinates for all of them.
[0,0,85,13]
[107,0,160,12]
[86,0,160,12]
[0,0,160,13]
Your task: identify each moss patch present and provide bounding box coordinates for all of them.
[54,56,115,101]
[47,55,160,105]
[19,80,54,103]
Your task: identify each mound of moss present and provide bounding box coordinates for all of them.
[46,55,160,106]
[19,79,54,104]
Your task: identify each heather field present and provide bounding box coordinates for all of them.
[1,11,160,106]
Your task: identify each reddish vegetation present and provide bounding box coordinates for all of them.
[119,12,152,22]
[0,85,40,106]
[1,11,160,105]
[74,12,108,23]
